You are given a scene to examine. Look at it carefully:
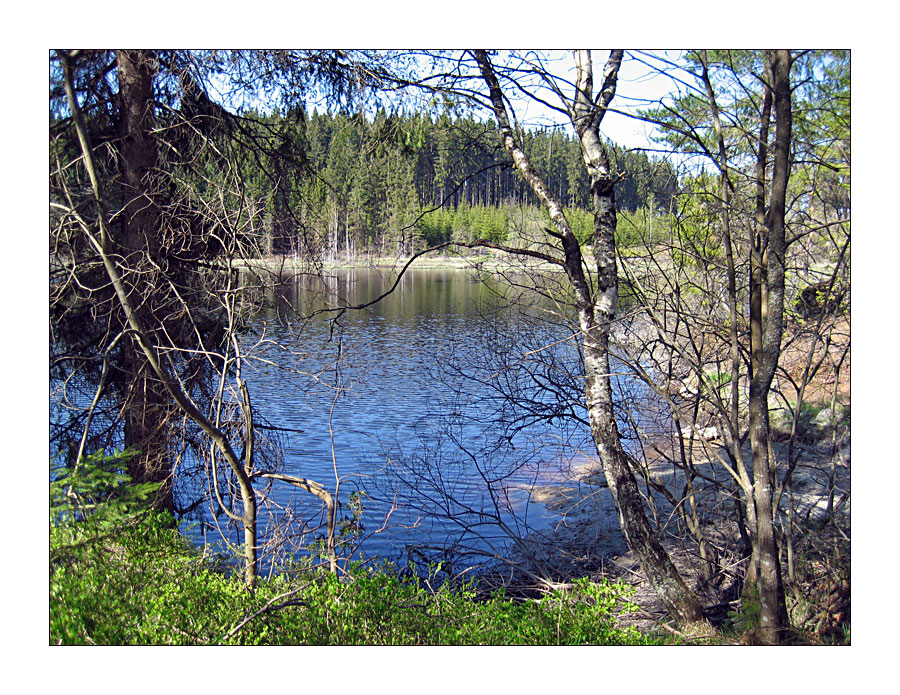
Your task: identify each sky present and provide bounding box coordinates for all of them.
[509,50,691,152]
[205,49,691,157]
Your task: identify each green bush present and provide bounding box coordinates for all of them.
[51,518,660,645]
[702,370,732,397]
[50,448,159,526]
[51,487,659,643]
[50,451,661,645]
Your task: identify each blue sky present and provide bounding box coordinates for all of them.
[205,50,690,155]
[507,50,692,153]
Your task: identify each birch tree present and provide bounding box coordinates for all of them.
[470,49,707,630]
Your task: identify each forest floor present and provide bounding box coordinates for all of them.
[508,316,851,638]
[518,427,849,637]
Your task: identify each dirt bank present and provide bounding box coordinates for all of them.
[507,321,850,635]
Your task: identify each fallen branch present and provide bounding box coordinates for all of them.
[258,471,337,574]
[218,578,321,644]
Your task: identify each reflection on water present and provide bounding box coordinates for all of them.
[191,266,654,568]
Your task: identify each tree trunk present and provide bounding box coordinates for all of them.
[475,49,707,630]
[576,111,706,629]
[745,49,793,643]
[584,335,707,625]
[697,49,762,605]
[63,51,259,588]
[116,50,175,513]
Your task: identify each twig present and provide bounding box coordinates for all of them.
[218,578,320,643]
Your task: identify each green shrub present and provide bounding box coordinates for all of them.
[51,516,659,644]
[50,448,159,526]
[50,453,660,645]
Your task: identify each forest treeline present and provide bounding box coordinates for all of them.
[234,108,678,258]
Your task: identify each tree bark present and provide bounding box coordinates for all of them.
[746,49,792,643]
[63,51,259,588]
[475,49,706,629]
[115,50,174,512]
[697,49,759,585]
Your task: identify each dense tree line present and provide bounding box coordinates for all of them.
[233,107,679,257]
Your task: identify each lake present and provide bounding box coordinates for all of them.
[203,265,610,569]
[51,262,658,570]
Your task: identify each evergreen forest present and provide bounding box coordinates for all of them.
[235,107,679,259]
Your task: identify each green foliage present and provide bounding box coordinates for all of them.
[792,279,847,321]
[230,107,677,260]
[50,490,659,644]
[727,584,762,635]
[417,200,673,255]
[703,370,732,394]
[616,206,673,250]
[665,177,724,268]
[285,571,658,646]
[418,207,454,246]
[50,454,655,645]
[566,206,594,245]
[608,143,678,214]
[50,510,201,644]
[770,400,849,442]
[50,449,160,527]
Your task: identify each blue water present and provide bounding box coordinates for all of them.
[52,265,657,570]
[192,266,602,568]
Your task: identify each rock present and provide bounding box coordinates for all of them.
[795,279,844,319]
[679,382,699,398]
[812,406,847,427]
[681,425,721,441]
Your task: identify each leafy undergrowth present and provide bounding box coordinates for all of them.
[50,512,664,646]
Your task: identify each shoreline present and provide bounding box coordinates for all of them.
[511,403,849,630]
[232,252,572,273]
